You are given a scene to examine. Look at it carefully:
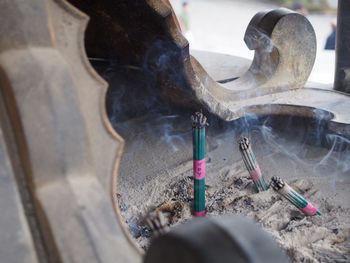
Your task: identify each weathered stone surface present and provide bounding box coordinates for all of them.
[189,8,318,119]
[195,51,350,136]
[0,0,140,262]
[0,128,38,263]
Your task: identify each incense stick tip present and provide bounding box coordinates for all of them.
[270,176,285,190]
[238,136,250,150]
[192,111,208,128]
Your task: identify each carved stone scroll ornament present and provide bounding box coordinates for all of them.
[189,9,350,136]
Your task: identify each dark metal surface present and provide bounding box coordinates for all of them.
[68,1,350,133]
[334,0,350,93]
[68,0,196,109]
[144,216,288,263]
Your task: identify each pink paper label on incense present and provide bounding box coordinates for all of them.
[300,203,318,216]
[193,159,206,180]
[193,210,206,217]
[249,166,262,182]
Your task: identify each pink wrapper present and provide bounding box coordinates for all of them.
[300,203,318,216]
[249,166,262,182]
[193,210,206,217]
[193,159,206,180]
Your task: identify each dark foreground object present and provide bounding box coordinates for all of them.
[144,216,288,263]
[335,0,350,93]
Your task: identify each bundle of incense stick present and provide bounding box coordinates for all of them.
[270,176,321,216]
[238,137,268,192]
[191,112,208,217]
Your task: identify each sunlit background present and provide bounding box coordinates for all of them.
[170,0,338,85]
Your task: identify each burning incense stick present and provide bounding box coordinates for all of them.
[238,137,268,192]
[191,112,208,217]
[270,176,321,216]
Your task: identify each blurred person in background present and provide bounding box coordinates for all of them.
[291,2,308,16]
[179,1,195,44]
[324,19,336,50]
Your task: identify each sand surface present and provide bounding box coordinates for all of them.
[115,110,350,262]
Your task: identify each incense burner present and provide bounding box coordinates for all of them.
[0,0,349,262]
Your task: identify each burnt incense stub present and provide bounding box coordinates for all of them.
[270,176,285,191]
[238,136,250,151]
[191,112,208,129]
[144,210,169,237]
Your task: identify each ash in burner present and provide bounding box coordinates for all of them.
[115,112,350,262]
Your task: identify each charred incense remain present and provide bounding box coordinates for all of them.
[144,210,169,237]
[238,137,268,192]
[270,176,321,216]
[191,112,208,217]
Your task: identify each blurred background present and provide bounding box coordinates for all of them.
[170,0,338,86]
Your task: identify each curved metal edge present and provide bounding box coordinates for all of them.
[223,90,350,138]
[144,216,288,263]
[50,0,143,257]
[182,8,317,120]
[190,49,350,137]
[0,0,141,261]
[147,0,189,50]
